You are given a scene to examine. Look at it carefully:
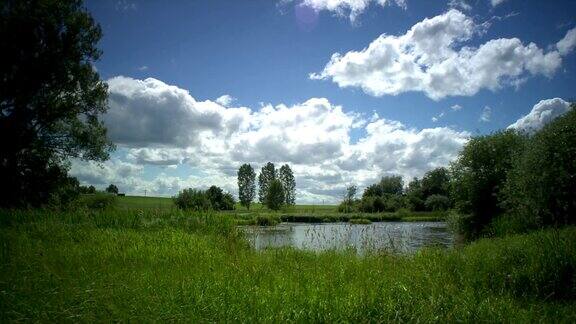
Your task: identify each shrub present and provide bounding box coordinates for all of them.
[221,193,236,211]
[174,189,211,211]
[106,184,119,194]
[265,179,285,211]
[383,194,406,212]
[450,130,525,237]
[255,215,279,226]
[424,194,451,211]
[502,106,576,227]
[349,218,371,224]
[76,193,116,210]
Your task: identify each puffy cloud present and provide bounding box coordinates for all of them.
[104,76,251,147]
[70,159,144,190]
[86,76,475,202]
[557,27,576,56]
[480,106,491,122]
[311,10,574,100]
[283,0,405,22]
[215,95,236,107]
[508,98,572,133]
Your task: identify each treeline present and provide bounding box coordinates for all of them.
[174,162,296,211]
[339,168,452,213]
[238,162,296,211]
[342,104,576,239]
[450,105,575,238]
[174,186,236,211]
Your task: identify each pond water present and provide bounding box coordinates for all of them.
[241,222,454,254]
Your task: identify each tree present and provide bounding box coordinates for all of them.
[425,195,451,211]
[206,185,224,210]
[378,176,404,195]
[342,185,357,213]
[265,179,285,211]
[279,164,296,206]
[106,184,119,195]
[406,177,425,211]
[450,130,525,236]
[0,0,114,207]
[237,163,256,210]
[503,106,576,227]
[221,192,236,211]
[421,167,450,198]
[258,162,276,204]
[362,175,404,198]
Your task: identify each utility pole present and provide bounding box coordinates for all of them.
[144,189,147,197]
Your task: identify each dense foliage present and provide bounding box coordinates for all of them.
[502,107,576,228]
[449,130,525,237]
[279,164,296,206]
[237,163,256,210]
[174,186,235,211]
[258,162,276,204]
[106,184,119,194]
[265,179,285,211]
[340,170,452,214]
[450,106,575,237]
[0,0,114,208]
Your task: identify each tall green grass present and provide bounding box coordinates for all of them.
[0,209,574,322]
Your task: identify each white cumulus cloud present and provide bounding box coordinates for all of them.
[283,0,405,22]
[508,98,572,133]
[83,76,475,202]
[311,10,575,100]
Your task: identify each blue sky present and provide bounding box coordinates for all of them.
[73,0,576,202]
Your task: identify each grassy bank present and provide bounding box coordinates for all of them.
[0,209,574,322]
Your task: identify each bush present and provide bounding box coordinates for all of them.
[265,179,285,211]
[424,195,450,211]
[76,193,116,210]
[255,215,279,226]
[502,106,576,227]
[174,189,211,211]
[450,130,525,237]
[221,192,236,211]
[349,218,371,224]
[338,199,358,213]
[106,184,119,194]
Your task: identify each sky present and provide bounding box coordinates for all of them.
[72,0,576,203]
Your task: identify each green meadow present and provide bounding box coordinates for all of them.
[1,208,575,322]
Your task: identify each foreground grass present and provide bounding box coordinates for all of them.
[1,209,574,322]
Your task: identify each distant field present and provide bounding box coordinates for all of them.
[116,195,175,210]
[117,195,338,213]
[115,196,445,222]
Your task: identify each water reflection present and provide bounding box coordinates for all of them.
[241,222,453,254]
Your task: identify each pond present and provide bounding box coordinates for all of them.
[241,222,454,254]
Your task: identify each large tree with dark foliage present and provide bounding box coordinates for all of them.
[237,163,256,210]
[450,130,525,236]
[0,0,114,207]
[106,184,119,194]
[258,162,276,204]
[503,106,576,227]
[279,164,296,206]
[265,179,285,211]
